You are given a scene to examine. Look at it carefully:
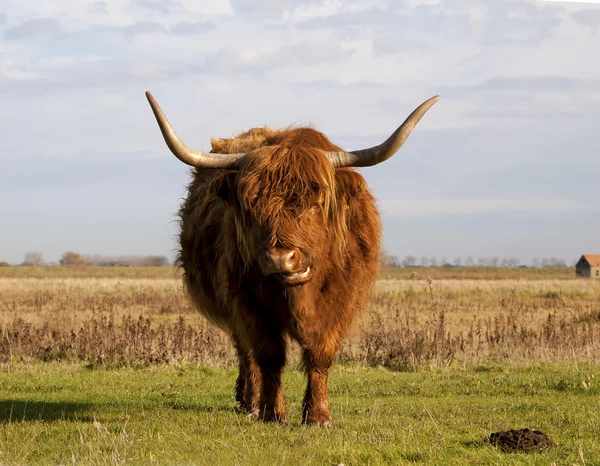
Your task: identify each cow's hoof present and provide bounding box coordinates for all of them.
[303,412,333,427]
[259,407,287,424]
[234,402,253,415]
[246,409,259,420]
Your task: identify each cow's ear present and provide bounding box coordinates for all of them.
[217,172,238,202]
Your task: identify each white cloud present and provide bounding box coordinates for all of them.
[231,0,305,14]
[538,0,600,4]
[380,198,599,216]
[206,42,354,72]
[179,0,233,15]
[169,21,216,34]
[572,8,600,28]
[405,0,443,7]
[282,0,383,22]
[4,18,63,40]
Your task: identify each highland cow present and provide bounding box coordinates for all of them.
[145,91,439,426]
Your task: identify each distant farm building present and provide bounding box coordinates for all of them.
[575,254,600,279]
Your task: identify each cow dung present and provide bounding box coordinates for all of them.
[487,428,554,453]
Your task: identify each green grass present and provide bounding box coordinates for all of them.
[0,363,598,465]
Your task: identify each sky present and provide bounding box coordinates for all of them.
[1,0,599,266]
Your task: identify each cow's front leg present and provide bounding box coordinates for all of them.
[252,335,287,424]
[302,348,334,427]
[287,287,338,427]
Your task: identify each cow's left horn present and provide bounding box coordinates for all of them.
[145,91,247,169]
[324,95,440,168]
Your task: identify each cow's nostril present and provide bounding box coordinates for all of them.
[282,250,295,267]
[265,248,299,273]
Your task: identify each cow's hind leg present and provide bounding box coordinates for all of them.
[233,338,246,410]
[244,353,261,417]
[233,337,260,416]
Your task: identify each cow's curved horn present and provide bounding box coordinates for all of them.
[145,91,247,169]
[324,95,440,168]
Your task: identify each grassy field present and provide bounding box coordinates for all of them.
[1,363,598,465]
[1,266,599,464]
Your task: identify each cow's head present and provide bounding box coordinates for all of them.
[145,91,438,287]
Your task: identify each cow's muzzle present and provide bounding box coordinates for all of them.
[261,248,313,286]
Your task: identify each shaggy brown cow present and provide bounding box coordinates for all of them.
[145,91,439,426]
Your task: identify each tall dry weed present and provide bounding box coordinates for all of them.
[1,314,234,368]
[1,275,600,370]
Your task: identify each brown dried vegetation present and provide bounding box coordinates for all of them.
[2,272,599,370]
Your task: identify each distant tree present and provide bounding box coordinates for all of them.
[92,255,171,267]
[84,254,101,266]
[0,261,10,267]
[59,251,86,266]
[142,255,170,267]
[420,256,429,267]
[532,257,541,268]
[453,257,462,267]
[501,257,520,268]
[403,255,418,267]
[465,256,474,267]
[23,251,44,266]
[540,257,566,268]
[474,257,498,268]
[429,257,438,267]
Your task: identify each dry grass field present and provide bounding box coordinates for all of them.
[1,266,598,369]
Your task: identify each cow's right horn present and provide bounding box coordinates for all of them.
[145,91,247,169]
[323,95,439,168]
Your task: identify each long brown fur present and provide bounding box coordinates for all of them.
[177,126,381,425]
